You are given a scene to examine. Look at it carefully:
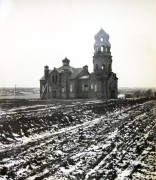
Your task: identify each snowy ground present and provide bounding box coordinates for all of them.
[0,98,156,179]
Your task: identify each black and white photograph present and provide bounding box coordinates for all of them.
[0,0,156,179]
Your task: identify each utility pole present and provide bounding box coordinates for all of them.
[47,80,49,100]
[14,84,16,100]
[46,81,48,115]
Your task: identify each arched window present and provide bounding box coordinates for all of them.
[62,86,65,92]
[49,86,51,92]
[101,37,103,42]
[95,84,97,92]
[82,84,84,92]
[42,85,44,92]
[101,46,104,52]
[84,85,88,92]
[102,64,105,70]
[70,84,73,92]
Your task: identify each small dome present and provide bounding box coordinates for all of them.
[44,65,49,69]
[62,57,70,62]
[62,57,70,66]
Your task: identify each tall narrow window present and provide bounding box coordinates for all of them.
[62,86,65,93]
[82,84,84,92]
[91,84,94,90]
[49,86,51,92]
[101,46,104,52]
[42,85,44,92]
[101,37,103,42]
[96,64,98,69]
[70,84,73,92]
[102,64,105,70]
[84,85,88,92]
[95,84,97,92]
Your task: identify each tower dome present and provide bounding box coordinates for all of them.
[62,57,70,66]
[94,28,111,53]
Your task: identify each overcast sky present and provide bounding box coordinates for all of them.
[0,0,156,88]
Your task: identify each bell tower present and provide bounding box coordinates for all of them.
[93,28,112,74]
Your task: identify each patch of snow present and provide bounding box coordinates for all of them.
[116,169,132,180]
[27,168,49,180]
[60,166,75,175]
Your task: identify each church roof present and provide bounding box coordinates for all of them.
[40,76,45,81]
[69,68,83,79]
[40,66,83,81]
[94,28,111,49]
[96,28,109,37]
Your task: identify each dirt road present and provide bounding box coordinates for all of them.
[0,99,156,179]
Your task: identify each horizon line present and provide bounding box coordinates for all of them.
[0,86,155,89]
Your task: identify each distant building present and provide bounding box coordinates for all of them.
[40,28,118,99]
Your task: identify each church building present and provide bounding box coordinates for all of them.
[40,28,118,99]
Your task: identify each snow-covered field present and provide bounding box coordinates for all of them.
[0,98,156,179]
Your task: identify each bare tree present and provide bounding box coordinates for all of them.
[145,89,153,97]
[134,90,142,98]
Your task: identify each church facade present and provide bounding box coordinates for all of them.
[40,28,118,99]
